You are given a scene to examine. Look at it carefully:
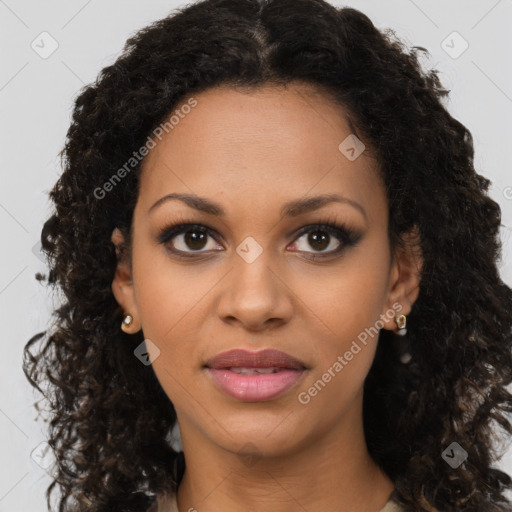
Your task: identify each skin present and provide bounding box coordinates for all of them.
[111,82,423,512]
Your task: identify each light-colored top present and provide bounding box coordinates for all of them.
[147,489,410,512]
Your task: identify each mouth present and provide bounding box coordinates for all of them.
[204,349,307,402]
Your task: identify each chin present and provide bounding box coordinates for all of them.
[205,409,309,457]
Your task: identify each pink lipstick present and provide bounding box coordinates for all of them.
[204,348,306,402]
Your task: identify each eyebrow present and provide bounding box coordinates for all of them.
[148,192,367,222]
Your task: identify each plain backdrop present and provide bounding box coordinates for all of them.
[1,0,511,510]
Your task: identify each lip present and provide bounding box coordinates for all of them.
[205,348,306,370]
[204,349,307,402]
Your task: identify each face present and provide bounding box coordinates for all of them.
[111,82,422,459]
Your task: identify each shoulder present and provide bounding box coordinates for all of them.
[379,490,408,512]
[383,489,441,512]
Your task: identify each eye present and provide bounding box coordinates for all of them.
[158,222,223,258]
[288,223,359,260]
[293,228,340,252]
[158,218,362,260]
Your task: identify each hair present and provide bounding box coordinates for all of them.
[23,0,512,511]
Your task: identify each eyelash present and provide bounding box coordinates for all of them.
[157,214,362,261]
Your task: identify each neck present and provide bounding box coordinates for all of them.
[174,390,395,512]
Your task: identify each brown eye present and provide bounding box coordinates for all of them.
[292,228,341,254]
[182,229,208,250]
[158,220,361,260]
[159,224,223,256]
[306,230,332,252]
[288,222,361,260]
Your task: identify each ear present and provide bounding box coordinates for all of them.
[380,225,423,332]
[111,227,141,333]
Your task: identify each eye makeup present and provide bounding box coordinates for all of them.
[156,213,363,261]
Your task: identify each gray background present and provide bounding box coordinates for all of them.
[1,0,511,510]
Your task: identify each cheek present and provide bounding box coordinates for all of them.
[289,280,384,432]
[132,257,206,407]
[128,226,229,414]
[295,248,390,402]
[302,251,389,348]
[131,244,217,380]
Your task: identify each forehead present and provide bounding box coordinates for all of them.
[137,83,385,222]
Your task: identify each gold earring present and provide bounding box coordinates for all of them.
[395,314,407,336]
[121,314,133,333]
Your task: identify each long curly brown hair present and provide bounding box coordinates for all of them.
[23,0,512,510]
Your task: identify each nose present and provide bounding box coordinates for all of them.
[216,247,294,332]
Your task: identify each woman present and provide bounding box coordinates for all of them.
[23,0,512,511]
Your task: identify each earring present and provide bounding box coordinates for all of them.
[395,313,411,364]
[121,314,133,333]
[395,314,407,336]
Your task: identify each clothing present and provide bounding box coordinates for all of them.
[147,489,410,512]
